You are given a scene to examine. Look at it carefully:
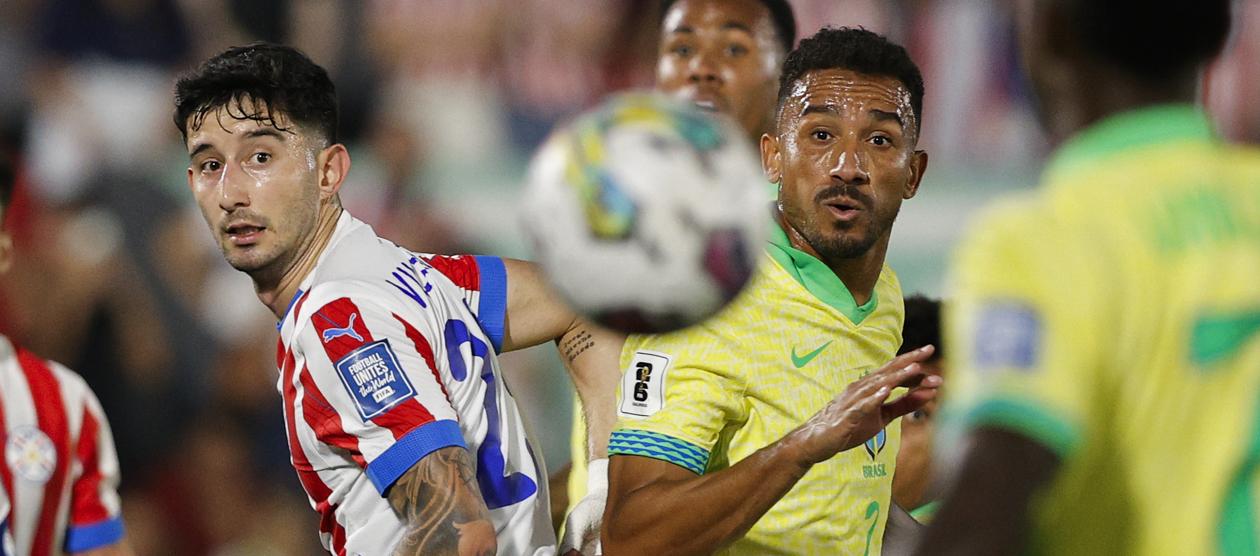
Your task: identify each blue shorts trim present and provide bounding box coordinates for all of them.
[366,419,467,495]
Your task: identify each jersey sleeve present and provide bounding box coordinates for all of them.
[293,288,467,496]
[0,487,11,556]
[943,202,1110,458]
[608,334,746,475]
[62,373,125,553]
[421,255,508,353]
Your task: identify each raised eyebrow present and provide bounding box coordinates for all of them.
[720,22,753,34]
[869,109,905,128]
[244,128,288,142]
[189,142,214,159]
[668,25,694,35]
[800,104,840,118]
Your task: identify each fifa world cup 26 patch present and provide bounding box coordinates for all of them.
[619,350,670,417]
[334,339,416,420]
[974,302,1041,371]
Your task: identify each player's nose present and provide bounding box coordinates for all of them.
[218,163,251,211]
[687,49,721,85]
[830,144,869,186]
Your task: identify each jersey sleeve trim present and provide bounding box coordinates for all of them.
[64,515,124,552]
[608,429,709,475]
[366,419,467,495]
[961,397,1080,458]
[472,256,507,353]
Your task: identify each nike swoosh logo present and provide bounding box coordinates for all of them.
[792,341,832,368]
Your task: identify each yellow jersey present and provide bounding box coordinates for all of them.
[609,221,905,555]
[944,105,1260,555]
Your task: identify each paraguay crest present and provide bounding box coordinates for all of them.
[6,425,57,483]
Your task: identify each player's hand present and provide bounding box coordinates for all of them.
[559,458,607,556]
[789,345,941,466]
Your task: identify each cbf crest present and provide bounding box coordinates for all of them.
[6,426,57,483]
[864,428,887,459]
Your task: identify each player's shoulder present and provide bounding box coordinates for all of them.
[0,337,99,406]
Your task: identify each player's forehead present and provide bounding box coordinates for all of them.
[662,0,775,39]
[783,68,915,127]
[184,98,303,151]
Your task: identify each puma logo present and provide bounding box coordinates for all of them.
[322,314,364,343]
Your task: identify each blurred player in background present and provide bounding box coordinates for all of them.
[601,27,939,554]
[1,486,10,555]
[558,0,797,551]
[0,156,130,556]
[883,295,943,555]
[918,1,1258,554]
[175,43,623,555]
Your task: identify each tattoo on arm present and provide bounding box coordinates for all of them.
[559,327,596,363]
[387,446,496,556]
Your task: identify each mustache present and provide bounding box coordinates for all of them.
[813,183,873,208]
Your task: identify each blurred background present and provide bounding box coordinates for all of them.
[0,0,1255,553]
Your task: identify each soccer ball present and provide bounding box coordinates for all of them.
[521,92,769,333]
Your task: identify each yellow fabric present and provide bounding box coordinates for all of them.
[945,106,1260,555]
[611,253,905,555]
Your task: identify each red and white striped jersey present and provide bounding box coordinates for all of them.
[0,337,124,556]
[276,212,553,555]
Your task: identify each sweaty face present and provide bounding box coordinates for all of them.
[185,104,323,282]
[656,0,783,137]
[768,69,924,262]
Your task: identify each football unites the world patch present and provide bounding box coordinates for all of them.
[974,303,1042,371]
[333,339,417,420]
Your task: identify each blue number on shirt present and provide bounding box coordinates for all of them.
[444,318,537,509]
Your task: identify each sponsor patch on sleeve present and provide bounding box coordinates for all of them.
[619,351,671,418]
[973,303,1041,371]
[334,339,417,420]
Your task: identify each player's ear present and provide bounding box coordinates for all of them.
[904,150,928,199]
[760,132,782,185]
[317,143,351,201]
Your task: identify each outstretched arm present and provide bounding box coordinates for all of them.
[913,428,1060,556]
[500,259,624,460]
[387,446,496,556]
[603,347,940,554]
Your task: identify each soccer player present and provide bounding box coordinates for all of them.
[1,486,10,556]
[601,27,940,554]
[916,1,1257,554]
[175,44,624,555]
[0,156,129,556]
[558,0,796,550]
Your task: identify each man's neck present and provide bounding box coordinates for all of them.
[775,209,887,306]
[257,205,344,318]
[1048,70,1198,145]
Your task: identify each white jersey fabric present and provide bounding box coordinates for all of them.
[275,212,553,555]
[0,336,124,556]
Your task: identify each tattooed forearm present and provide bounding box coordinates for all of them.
[560,327,595,363]
[388,446,496,556]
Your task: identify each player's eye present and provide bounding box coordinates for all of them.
[251,152,272,164]
[910,409,926,421]
[671,44,693,57]
[200,160,222,173]
[870,135,893,147]
[811,130,833,142]
[725,43,748,57]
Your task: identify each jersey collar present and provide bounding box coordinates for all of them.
[765,218,878,324]
[1045,104,1216,182]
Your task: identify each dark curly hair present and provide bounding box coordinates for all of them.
[1066,0,1230,82]
[897,294,941,361]
[777,27,924,135]
[174,42,339,144]
[660,0,796,52]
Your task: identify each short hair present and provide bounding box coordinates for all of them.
[777,27,924,135]
[174,42,339,145]
[897,295,941,361]
[659,0,797,53]
[1066,0,1231,82]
